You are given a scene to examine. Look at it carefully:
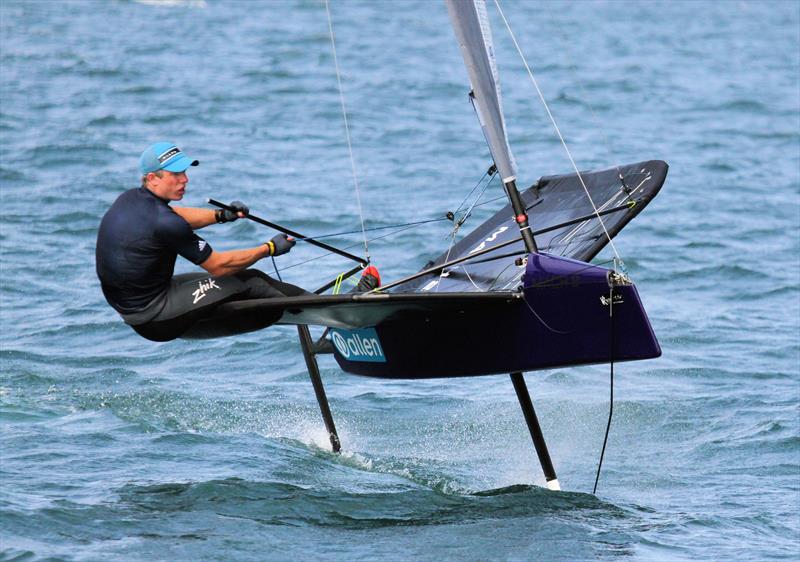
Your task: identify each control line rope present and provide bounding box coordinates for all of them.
[271,255,283,282]
[493,0,622,268]
[593,283,616,495]
[436,230,459,293]
[325,0,370,262]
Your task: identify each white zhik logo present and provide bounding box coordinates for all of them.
[192,278,220,304]
[198,240,206,251]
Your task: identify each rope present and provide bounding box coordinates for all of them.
[454,173,493,231]
[461,265,484,291]
[271,255,283,282]
[547,188,631,259]
[324,0,370,262]
[520,293,571,335]
[486,260,518,291]
[453,168,490,217]
[331,271,345,295]
[593,283,616,494]
[282,169,500,245]
[493,0,622,270]
[273,173,505,250]
[264,167,518,276]
[293,217,447,242]
[437,168,497,292]
[275,220,426,273]
[436,231,458,293]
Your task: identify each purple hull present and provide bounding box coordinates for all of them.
[333,253,660,379]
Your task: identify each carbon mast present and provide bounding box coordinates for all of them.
[445,0,557,490]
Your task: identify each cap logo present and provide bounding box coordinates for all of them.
[158,147,181,163]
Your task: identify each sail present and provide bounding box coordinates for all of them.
[445,0,517,182]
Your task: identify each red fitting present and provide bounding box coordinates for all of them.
[515,214,527,224]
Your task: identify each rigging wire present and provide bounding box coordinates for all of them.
[292,167,500,244]
[492,0,623,270]
[454,171,494,231]
[274,220,427,273]
[324,0,370,262]
[271,168,499,275]
[486,260,519,291]
[451,166,495,223]
[520,295,571,335]
[461,266,485,292]
[541,1,629,192]
[435,167,498,292]
[293,217,447,243]
[269,176,624,282]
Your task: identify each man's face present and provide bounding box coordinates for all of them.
[147,170,188,201]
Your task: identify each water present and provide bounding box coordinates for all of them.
[1,0,798,560]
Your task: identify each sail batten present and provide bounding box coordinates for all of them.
[445,0,517,182]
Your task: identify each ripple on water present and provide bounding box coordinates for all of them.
[1,0,798,560]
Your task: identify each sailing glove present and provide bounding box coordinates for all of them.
[216,200,249,223]
[266,234,296,256]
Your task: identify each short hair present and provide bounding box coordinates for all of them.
[141,169,164,188]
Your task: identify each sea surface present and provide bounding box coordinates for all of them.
[1,1,798,560]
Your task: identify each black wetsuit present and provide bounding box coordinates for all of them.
[96,187,305,341]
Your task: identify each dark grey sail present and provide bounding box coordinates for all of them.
[445,0,517,183]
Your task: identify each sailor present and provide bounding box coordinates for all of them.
[96,141,379,342]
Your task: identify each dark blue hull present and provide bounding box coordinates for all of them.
[333,253,660,379]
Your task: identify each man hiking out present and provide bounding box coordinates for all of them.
[96,141,379,341]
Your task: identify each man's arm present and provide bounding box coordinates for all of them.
[198,234,296,277]
[173,207,217,229]
[174,201,248,230]
[200,246,271,277]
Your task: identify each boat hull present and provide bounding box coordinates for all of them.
[332,253,660,379]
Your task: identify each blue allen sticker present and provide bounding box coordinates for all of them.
[330,328,386,363]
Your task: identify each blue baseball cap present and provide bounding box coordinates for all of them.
[139,141,199,175]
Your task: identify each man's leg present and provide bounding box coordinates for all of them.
[234,269,311,298]
[131,270,308,341]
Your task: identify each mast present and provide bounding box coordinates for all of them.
[445,0,537,253]
[504,178,538,253]
[446,0,556,490]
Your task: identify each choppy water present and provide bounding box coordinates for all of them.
[1,0,798,560]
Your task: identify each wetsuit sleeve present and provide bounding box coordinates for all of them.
[157,212,213,265]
